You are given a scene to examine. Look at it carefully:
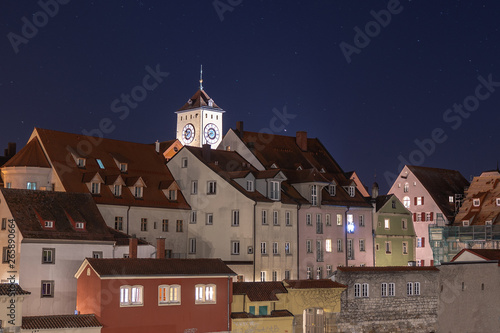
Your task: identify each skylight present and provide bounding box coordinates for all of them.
[96,159,105,169]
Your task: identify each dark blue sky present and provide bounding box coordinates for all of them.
[1,1,499,193]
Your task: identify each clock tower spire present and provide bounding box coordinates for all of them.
[175,67,225,149]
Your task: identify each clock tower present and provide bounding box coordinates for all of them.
[175,67,225,149]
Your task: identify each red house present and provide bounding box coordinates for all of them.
[75,258,236,333]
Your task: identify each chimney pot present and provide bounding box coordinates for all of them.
[296,131,307,151]
[236,121,244,137]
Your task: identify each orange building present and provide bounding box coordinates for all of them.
[75,258,236,333]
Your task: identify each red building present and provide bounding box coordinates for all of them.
[75,257,236,333]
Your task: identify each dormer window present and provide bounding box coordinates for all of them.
[320,168,326,173]
[96,159,105,169]
[134,186,143,198]
[44,221,54,229]
[270,163,278,169]
[269,181,280,200]
[486,220,493,225]
[449,196,454,203]
[328,185,336,196]
[463,221,469,226]
[473,199,480,207]
[208,99,214,107]
[246,180,254,192]
[114,185,122,197]
[27,182,37,190]
[120,163,128,172]
[297,165,303,171]
[349,186,355,197]
[77,158,86,168]
[91,182,101,195]
[75,222,85,230]
[168,190,177,201]
[311,185,318,206]
[496,198,500,206]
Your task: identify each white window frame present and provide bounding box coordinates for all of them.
[195,284,216,304]
[272,242,279,255]
[158,284,181,305]
[246,180,254,192]
[473,198,480,207]
[325,239,332,253]
[337,239,343,252]
[232,210,240,226]
[359,215,364,227]
[262,210,268,225]
[306,240,312,253]
[311,185,318,206]
[336,214,342,226]
[91,182,100,195]
[381,283,388,297]
[231,241,240,255]
[206,213,213,225]
[269,181,280,200]
[273,211,279,225]
[261,242,267,254]
[354,283,361,298]
[389,283,395,296]
[414,282,420,295]
[189,238,196,254]
[325,213,331,226]
[120,285,143,306]
[134,186,143,198]
[285,242,291,254]
[260,271,266,282]
[285,211,291,226]
[407,282,413,296]
[191,180,198,194]
[403,196,410,208]
[362,283,369,297]
[190,211,197,224]
[306,214,312,226]
[207,181,217,194]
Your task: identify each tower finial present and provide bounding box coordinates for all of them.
[199,64,203,90]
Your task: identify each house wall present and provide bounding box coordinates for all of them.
[20,327,101,333]
[20,241,113,316]
[0,294,27,330]
[232,316,293,333]
[438,262,500,333]
[1,166,54,190]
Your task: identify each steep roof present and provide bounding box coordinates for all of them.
[1,188,115,242]
[454,171,500,225]
[106,227,150,246]
[451,249,500,263]
[2,137,51,168]
[375,194,392,211]
[0,283,31,296]
[284,279,346,289]
[22,314,102,329]
[408,165,469,221]
[177,89,223,111]
[81,258,236,277]
[232,282,288,301]
[32,128,190,210]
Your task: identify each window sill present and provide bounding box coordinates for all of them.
[159,302,181,306]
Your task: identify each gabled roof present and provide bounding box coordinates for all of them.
[0,283,30,296]
[454,170,500,225]
[451,249,500,263]
[407,165,469,221]
[177,89,223,111]
[375,194,392,211]
[232,282,288,301]
[284,279,346,289]
[106,227,150,246]
[1,188,115,242]
[2,137,51,168]
[22,314,102,329]
[79,258,236,278]
[337,266,439,272]
[31,128,190,210]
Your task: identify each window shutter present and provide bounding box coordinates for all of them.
[413,213,416,221]
[421,259,425,266]
[421,212,425,221]
[422,196,424,205]
[422,237,425,247]
[431,259,434,266]
[414,197,417,205]
[430,212,434,221]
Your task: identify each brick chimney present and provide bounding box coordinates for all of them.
[129,237,138,259]
[202,144,211,161]
[236,121,244,138]
[7,143,16,157]
[296,131,307,151]
[156,238,166,259]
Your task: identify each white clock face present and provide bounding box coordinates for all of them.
[204,123,220,144]
[182,123,195,144]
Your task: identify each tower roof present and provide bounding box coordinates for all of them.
[177,89,222,112]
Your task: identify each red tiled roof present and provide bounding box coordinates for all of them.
[1,188,115,241]
[337,266,439,272]
[0,283,31,296]
[3,137,51,168]
[32,128,190,210]
[231,310,293,319]
[451,249,500,262]
[84,258,236,277]
[233,282,287,301]
[107,227,150,246]
[21,314,102,329]
[177,89,222,111]
[284,279,346,289]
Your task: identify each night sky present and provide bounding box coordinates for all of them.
[1,1,499,193]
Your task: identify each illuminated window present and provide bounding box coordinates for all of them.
[325,239,332,252]
[195,284,216,304]
[403,196,410,208]
[384,219,390,229]
[347,214,354,233]
[27,182,37,190]
[120,285,143,306]
[404,183,409,193]
[158,285,181,305]
[336,214,343,226]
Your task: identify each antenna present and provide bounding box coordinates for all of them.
[199,64,203,90]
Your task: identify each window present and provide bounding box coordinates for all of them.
[113,184,121,196]
[27,182,37,190]
[316,214,323,234]
[359,239,365,252]
[328,184,336,196]
[496,198,500,206]
[326,265,332,277]
[2,247,10,263]
[317,240,323,262]
[463,221,469,227]
[285,242,291,254]
[414,282,420,295]
[168,190,177,201]
[273,242,279,255]
[190,211,197,224]
[403,241,408,254]
[246,180,254,192]
[261,242,267,254]
[2,218,7,230]
[326,239,332,253]
[262,210,268,225]
[347,214,354,233]
[162,219,168,232]
[232,210,240,226]
[389,283,395,296]
[347,239,354,260]
[260,271,266,282]
[306,240,312,253]
[416,213,422,222]
[259,305,268,315]
[96,159,105,169]
[362,283,369,297]
[44,221,54,228]
[249,306,255,315]
[134,186,143,198]
[176,220,183,232]
[113,216,123,230]
[206,213,213,225]
[403,196,410,208]
[311,185,318,206]
[417,237,425,248]
[473,198,480,207]
[306,267,312,279]
[91,182,100,195]
[285,211,291,226]
[140,218,147,231]
[191,180,198,194]
[337,239,343,252]
[181,157,188,168]
[348,186,355,197]
[402,219,408,229]
[269,181,280,200]
[158,285,180,305]
[406,282,413,296]
[325,214,331,226]
[119,163,127,172]
[231,241,240,255]
[385,241,392,254]
[391,200,396,209]
[92,251,103,259]
[306,214,312,226]
[41,280,54,298]
[273,211,279,225]
[381,283,388,297]
[189,238,196,254]
[359,215,365,227]
[384,219,390,229]
[120,285,143,306]
[6,182,11,188]
[207,181,217,194]
[316,266,322,279]
[284,270,290,280]
[272,271,278,281]
[77,158,86,167]
[336,214,342,225]
[404,183,409,193]
[416,196,424,205]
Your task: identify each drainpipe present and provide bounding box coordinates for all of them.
[253,201,257,282]
[345,206,350,267]
[126,205,131,235]
[296,203,300,279]
[227,276,231,332]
